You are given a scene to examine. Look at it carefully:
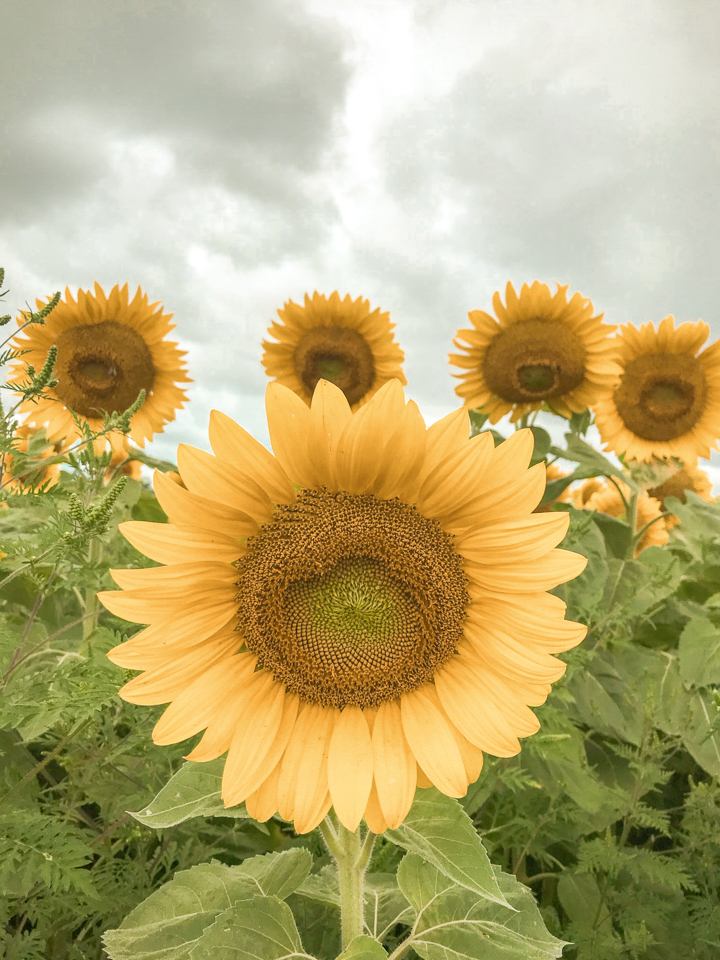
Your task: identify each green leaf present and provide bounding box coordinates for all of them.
[295,864,340,908]
[384,788,510,907]
[557,872,612,933]
[130,758,249,827]
[678,616,720,687]
[529,426,552,464]
[591,512,632,559]
[337,935,388,960]
[190,896,308,960]
[560,436,638,491]
[102,851,313,960]
[683,690,720,778]
[397,855,567,960]
[468,410,489,436]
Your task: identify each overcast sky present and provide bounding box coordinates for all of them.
[2,0,719,481]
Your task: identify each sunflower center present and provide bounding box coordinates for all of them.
[54,320,155,419]
[482,319,586,403]
[293,326,375,406]
[614,353,707,442]
[235,489,469,709]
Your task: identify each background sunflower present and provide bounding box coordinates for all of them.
[450,280,621,423]
[262,291,406,409]
[593,315,720,464]
[11,283,191,459]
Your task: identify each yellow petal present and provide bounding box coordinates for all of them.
[309,379,352,488]
[292,706,336,834]
[220,683,298,803]
[119,521,243,565]
[372,700,417,829]
[464,549,587,593]
[154,470,259,540]
[328,706,374,833]
[440,463,546,531]
[455,512,569,564]
[419,407,471,482]
[117,635,239,704]
[245,760,282,822]
[464,617,567,684]
[110,561,237,590]
[98,581,236,624]
[364,780,389,834]
[401,687,467,798]
[417,431,494,516]
[151,654,256,745]
[209,409,296,505]
[434,659,522,757]
[266,382,317,487]
[371,401,427,501]
[177,444,273,522]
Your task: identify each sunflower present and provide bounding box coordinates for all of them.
[99,379,586,835]
[647,464,714,508]
[573,477,668,554]
[11,283,191,460]
[262,291,406,409]
[593,316,720,463]
[450,281,621,423]
[2,424,62,493]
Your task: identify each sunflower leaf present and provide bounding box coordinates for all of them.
[396,854,567,960]
[129,758,249,828]
[189,895,308,960]
[384,788,510,907]
[102,852,314,960]
[678,615,720,687]
[557,435,639,491]
[337,935,388,959]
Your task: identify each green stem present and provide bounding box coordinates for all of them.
[319,816,376,950]
[625,489,639,559]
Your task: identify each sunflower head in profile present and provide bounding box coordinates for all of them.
[647,464,714,509]
[573,477,668,555]
[11,283,191,458]
[262,291,406,409]
[594,316,720,464]
[450,281,621,423]
[100,378,587,835]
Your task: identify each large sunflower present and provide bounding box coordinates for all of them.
[99,379,586,835]
[11,283,191,459]
[262,291,406,409]
[594,316,720,463]
[450,281,621,423]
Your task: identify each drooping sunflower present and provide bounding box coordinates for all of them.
[594,316,720,463]
[573,477,669,554]
[262,291,406,409]
[99,379,586,835]
[450,281,621,423]
[11,283,191,459]
[2,424,61,493]
[647,464,714,508]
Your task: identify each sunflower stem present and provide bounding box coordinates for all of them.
[80,532,102,651]
[625,489,639,559]
[321,817,375,950]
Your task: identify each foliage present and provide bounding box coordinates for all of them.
[1,269,719,958]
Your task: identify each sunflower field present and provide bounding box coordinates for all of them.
[1,268,719,960]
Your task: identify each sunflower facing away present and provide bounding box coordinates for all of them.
[450,281,621,423]
[99,379,587,835]
[594,315,720,464]
[262,291,406,409]
[573,477,669,555]
[647,464,714,508]
[11,283,191,459]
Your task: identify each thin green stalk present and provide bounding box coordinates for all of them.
[0,717,92,808]
[625,489,639,559]
[80,536,102,649]
[320,816,376,950]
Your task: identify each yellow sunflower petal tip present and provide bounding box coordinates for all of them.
[451,280,621,424]
[262,291,406,410]
[105,377,586,834]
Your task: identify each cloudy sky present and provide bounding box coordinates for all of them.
[2,0,719,479]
